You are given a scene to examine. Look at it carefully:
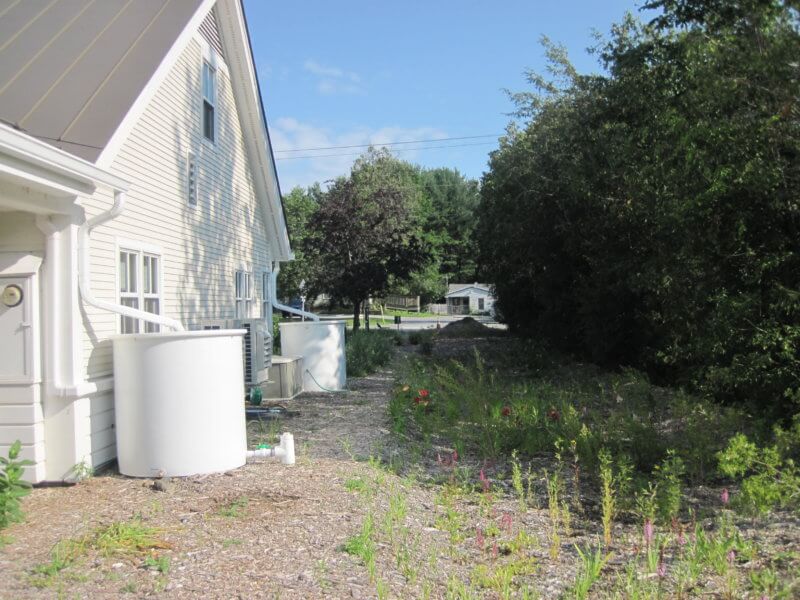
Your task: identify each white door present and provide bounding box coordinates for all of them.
[0,276,33,382]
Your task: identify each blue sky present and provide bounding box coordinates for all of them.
[243,1,653,192]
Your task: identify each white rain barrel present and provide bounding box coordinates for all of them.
[279,320,346,392]
[112,329,247,477]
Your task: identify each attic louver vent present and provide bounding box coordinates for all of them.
[187,152,197,206]
[199,9,225,59]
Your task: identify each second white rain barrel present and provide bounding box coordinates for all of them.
[112,329,247,477]
[279,320,346,392]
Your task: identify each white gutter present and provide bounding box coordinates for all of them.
[271,261,319,321]
[78,190,184,332]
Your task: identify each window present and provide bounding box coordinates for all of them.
[186,152,197,206]
[235,270,252,319]
[202,61,216,142]
[478,298,485,311]
[261,272,271,319]
[119,250,162,333]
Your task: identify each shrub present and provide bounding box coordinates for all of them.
[0,440,33,530]
[346,330,395,377]
[717,426,800,515]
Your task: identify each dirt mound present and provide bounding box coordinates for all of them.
[436,316,499,338]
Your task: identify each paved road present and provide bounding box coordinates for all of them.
[313,313,505,332]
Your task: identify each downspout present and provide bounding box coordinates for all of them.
[78,190,184,331]
[270,261,319,321]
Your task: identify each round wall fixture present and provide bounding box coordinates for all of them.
[1,284,23,308]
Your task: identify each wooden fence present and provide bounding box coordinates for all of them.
[383,294,420,312]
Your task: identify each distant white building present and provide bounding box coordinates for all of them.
[445,283,495,315]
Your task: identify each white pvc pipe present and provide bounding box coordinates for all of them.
[78,190,184,331]
[270,262,319,321]
[245,432,295,465]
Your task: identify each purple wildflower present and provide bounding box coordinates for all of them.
[644,519,654,547]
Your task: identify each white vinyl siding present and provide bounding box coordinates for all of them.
[78,35,272,381]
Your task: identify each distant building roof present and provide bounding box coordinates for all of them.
[446,283,491,297]
[0,0,204,162]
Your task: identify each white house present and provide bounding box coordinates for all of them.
[445,283,495,315]
[0,0,291,482]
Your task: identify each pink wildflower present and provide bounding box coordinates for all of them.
[452,450,458,463]
[491,541,499,559]
[721,488,730,505]
[677,528,686,547]
[479,469,491,493]
[657,559,667,578]
[644,519,654,547]
[727,549,736,567]
[500,513,513,533]
[476,528,485,550]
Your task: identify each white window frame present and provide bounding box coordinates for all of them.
[117,240,164,334]
[235,270,252,319]
[200,55,219,146]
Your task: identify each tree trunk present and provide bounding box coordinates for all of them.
[364,302,370,331]
[352,299,361,331]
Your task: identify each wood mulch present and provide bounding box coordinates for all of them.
[2,338,799,599]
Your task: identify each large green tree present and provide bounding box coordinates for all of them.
[310,150,428,329]
[478,2,800,414]
[277,185,325,304]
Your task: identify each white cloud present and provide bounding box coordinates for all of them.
[270,118,448,191]
[303,59,364,95]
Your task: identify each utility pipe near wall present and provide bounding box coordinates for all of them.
[245,432,295,465]
[78,190,184,331]
[270,262,319,321]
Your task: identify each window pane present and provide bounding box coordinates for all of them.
[128,253,137,293]
[235,271,241,298]
[152,257,159,294]
[119,252,128,292]
[144,298,160,333]
[202,62,211,99]
[203,101,214,141]
[143,256,151,294]
[120,297,139,334]
[144,255,158,294]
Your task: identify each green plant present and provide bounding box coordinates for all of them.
[342,513,377,580]
[511,451,527,511]
[347,330,395,377]
[718,431,800,515]
[144,553,170,573]
[654,450,685,523]
[69,460,94,481]
[599,449,616,547]
[570,545,610,600]
[0,440,33,530]
[544,469,562,559]
[217,496,249,518]
[92,520,166,556]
